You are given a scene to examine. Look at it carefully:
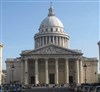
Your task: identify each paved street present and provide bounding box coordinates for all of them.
[22,87,74,92]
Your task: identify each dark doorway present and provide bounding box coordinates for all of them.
[49,74,55,84]
[31,76,35,84]
[69,76,73,83]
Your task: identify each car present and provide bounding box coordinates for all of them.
[94,86,100,92]
[0,85,4,92]
[81,86,90,92]
[75,85,81,92]
[88,86,95,92]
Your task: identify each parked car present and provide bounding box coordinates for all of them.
[81,86,90,92]
[94,86,100,92]
[89,86,95,92]
[75,85,81,92]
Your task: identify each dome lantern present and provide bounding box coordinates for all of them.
[48,2,55,16]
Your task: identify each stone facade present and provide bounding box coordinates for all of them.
[98,41,100,70]
[5,5,98,85]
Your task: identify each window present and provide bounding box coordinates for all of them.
[56,28,58,31]
[51,36,53,43]
[51,28,53,32]
[46,28,48,32]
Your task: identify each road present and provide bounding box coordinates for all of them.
[22,87,74,92]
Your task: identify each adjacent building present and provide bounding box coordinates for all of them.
[98,41,100,70]
[0,44,3,85]
[5,5,98,85]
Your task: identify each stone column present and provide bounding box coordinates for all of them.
[49,36,51,44]
[46,36,47,45]
[53,36,54,44]
[80,59,83,83]
[45,59,49,84]
[21,61,24,84]
[55,59,59,84]
[56,36,58,45]
[40,37,41,46]
[76,59,80,84]
[25,59,28,85]
[35,59,39,84]
[42,37,44,46]
[65,59,69,83]
[59,36,61,46]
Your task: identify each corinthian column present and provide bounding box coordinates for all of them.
[21,61,24,84]
[35,59,39,84]
[80,59,83,83]
[25,59,28,85]
[55,59,59,84]
[45,59,49,84]
[76,59,80,83]
[46,36,47,45]
[42,37,44,46]
[65,59,69,83]
[56,36,58,45]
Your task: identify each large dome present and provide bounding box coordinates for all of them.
[40,16,64,28]
[39,5,64,30]
[34,4,69,49]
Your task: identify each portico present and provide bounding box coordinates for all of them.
[21,44,82,85]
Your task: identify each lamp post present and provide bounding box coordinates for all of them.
[11,65,15,84]
[83,63,87,84]
[73,71,76,83]
[95,72,97,83]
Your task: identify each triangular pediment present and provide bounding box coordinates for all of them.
[23,44,82,55]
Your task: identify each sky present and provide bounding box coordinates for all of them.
[0,0,99,69]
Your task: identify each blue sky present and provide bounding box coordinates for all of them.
[0,0,99,69]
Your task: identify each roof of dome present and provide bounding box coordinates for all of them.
[39,5,64,29]
[40,16,64,28]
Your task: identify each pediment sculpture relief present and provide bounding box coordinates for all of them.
[32,45,72,54]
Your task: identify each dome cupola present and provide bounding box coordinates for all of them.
[39,4,64,33]
[34,4,69,49]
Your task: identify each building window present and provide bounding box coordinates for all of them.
[56,28,58,31]
[46,28,48,32]
[51,28,53,32]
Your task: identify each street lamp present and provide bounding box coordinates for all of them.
[73,71,76,83]
[11,65,15,84]
[83,63,87,84]
[95,72,97,83]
